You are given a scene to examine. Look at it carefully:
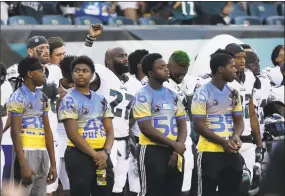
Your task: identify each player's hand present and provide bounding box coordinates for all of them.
[126,137,137,159]
[20,165,36,186]
[47,168,57,184]
[172,142,186,155]
[89,24,103,38]
[222,140,238,153]
[168,152,178,168]
[231,135,242,149]
[93,151,108,169]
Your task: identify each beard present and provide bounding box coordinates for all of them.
[113,61,129,75]
[170,72,182,84]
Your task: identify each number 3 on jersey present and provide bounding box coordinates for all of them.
[109,89,134,120]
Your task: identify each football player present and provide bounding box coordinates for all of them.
[6,57,57,195]
[192,49,244,196]
[133,53,187,196]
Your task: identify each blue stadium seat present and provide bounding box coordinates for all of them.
[138,17,169,25]
[265,16,284,25]
[8,16,38,25]
[108,16,135,25]
[42,15,71,25]
[233,16,262,25]
[229,3,248,19]
[248,3,278,20]
[74,16,102,25]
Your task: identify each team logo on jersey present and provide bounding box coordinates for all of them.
[213,99,219,106]
[27,102,33,109]
[82,107,89,114]
[153,104,161,112]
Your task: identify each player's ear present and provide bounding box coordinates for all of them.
[148,71,153,77]
[138,63,142,70]
[27,70,33,79]
[27,48,34,57]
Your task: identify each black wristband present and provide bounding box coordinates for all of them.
[85,34,96,47]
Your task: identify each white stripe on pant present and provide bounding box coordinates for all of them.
[139,145,147,196]
[197,152,203,196]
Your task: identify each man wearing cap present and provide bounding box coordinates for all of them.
[271,45,284,67]
[225,43,264,193]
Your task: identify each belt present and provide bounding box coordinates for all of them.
[115,136,129,141]
[240,135,254,144]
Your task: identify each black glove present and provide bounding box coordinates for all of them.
[255,147,266,163]
[126,137,137,159]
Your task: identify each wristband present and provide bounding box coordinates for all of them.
[85,34,97,47]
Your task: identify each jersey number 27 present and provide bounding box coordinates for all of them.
[109,89,134,120]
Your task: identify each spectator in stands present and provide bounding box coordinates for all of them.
[75,2,116,24]
[58,2,81,24]
[117,2,138,21]
[1,2,9,24]
[18,2,44,24]
[194,2,233,25]
[48,37,65,66]
[271,45,284,67]
[145,2,169,20]
[170,1,197,25]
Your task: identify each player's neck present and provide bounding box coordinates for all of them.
[137,71,145,82]
[24,80,36,92]
[211,76,226,91]
[75,86,90,95]
[148,78,163,89]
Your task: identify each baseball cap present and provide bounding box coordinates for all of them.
[26,36,48,49]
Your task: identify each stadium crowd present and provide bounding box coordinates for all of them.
[0,24,284,196]
[1,1,284,25]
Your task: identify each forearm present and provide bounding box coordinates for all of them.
[3,114,11,133]
[250,117,262,147]
[103,130,114,150]
[11,130,26,167]
[141,127,175,147]
[0,118,3,145]
[67,132,97,158]
[45,130,56,167]
[233,121,244,137]
[176,119,187,144]
[195,123,226,146]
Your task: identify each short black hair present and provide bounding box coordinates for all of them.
[60,55,77,82]
[141,53,163,76]
[128,49,149,75]
[48,37,64,55]
[245,51,258,64]
[18,56,41,78]
[70,55,95,73]
[240,44,251,50]
[210,49,234,75]
[271,45,284,66]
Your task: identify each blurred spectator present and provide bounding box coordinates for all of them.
[6,1,20,17]
[170,1,197,24]
[117,2,138,20]
[75,2,116,24]
[145,2,169,20]
[194,2,233,25]
[1,2,9,24]
[58,2,81,24]
[18,2,44,24]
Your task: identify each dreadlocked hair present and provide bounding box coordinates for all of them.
[170,50,191,68]
[128,49,149,76]
[59,55,77,83]
[15,57,41,91]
